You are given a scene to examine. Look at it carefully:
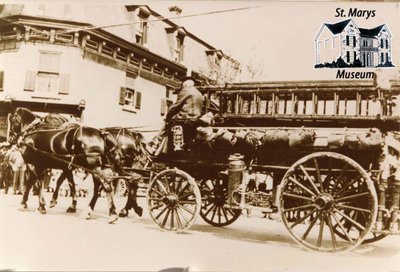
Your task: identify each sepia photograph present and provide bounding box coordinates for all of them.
[0,0,399,271]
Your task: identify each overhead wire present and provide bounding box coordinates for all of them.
[0,5,261,38]
[55,5,261,35]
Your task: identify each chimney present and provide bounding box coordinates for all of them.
[168,5,183,26]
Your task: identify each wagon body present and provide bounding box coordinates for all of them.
[146,80,400,252]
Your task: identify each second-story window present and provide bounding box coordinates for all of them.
[161,86,174,116]
[119,72,141,111]
[174,33,184,62]
[37,51,61,93]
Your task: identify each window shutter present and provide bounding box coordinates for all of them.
[386,40,388,49]
[346,36,349,46]
[353,36,356,46]
[0,71,3,91]
[119,87,126,105]
[24,70,36,91]
[58,74,70,94]
[160,97,167,115]
[135,91,142,109]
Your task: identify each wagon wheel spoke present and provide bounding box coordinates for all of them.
[221,205,230,222]
[331,212,355,244]
[151,188,166,198]
[282,204,315,213]
[317,213,325,248]
[156,180,168,194]
[282,192,313,202]
[155,205,169,220]
[301,211,319,240]
[299,164,320,194]
[326,214,338,250]
[162,175,171,193]
[335,203,372,214]
[335,191,371,203]
[150,202,165,211]
[290,208,317,228]
[175,208,184,229]
[288,177,316,197]
[329,164,349,194]
[162,209,171,227]
[313,158,324,193]
[170,209,175,229]
[333,176,362,198]
[174,176,183,194]
[333,208,365,232]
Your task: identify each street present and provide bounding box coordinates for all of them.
[0,191,400,272]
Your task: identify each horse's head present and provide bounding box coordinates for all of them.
[9,107,38,136]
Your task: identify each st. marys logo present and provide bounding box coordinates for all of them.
[314,18,394,78]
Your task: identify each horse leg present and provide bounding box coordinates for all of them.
[119,179,130,217]
[129,181,143,217]
[105,179,118,224]
[19,170,34,211]
[35,170,47,214]
[50,170,66,208]
[65,171,77,213]
[120,181,142,217]
[80,175,100,220]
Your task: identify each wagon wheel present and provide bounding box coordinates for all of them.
[278,152,377,252]
[116,179,127,197]
[146,168,201,232]
[199,178,241,227]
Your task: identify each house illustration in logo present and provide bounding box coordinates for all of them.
[314,19,394,68]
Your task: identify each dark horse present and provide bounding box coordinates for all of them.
[103,127,151,218]
[9,107,123,223]
[50,126,149,218]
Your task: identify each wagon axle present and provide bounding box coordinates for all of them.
[314,194,334,211]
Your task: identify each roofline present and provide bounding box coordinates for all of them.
[314,19,354,41]
[1,14,186,73]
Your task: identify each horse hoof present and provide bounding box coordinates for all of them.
[79,207,93,220]
[66,207,77,213]
[119,209,128,218]
[18,204,28,211]
[134,206,143,217]
[38,207,47,215]
[49,199,57,208]
[108,214,119,224]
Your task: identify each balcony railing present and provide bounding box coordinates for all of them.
[360,46,379,52]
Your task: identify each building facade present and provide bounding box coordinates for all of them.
[314,19,393,68]
[0,3,240,140]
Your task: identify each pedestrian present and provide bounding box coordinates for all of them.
[6,145,26,195]
[0,142,12,194]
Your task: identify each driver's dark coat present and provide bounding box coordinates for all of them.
[166,86,204,120]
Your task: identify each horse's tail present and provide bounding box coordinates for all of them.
[100,131,124,174]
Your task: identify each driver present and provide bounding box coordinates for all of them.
[147,77,204,155]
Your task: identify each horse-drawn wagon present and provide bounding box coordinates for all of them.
[6,79,400,253]
[143,80,400,252]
